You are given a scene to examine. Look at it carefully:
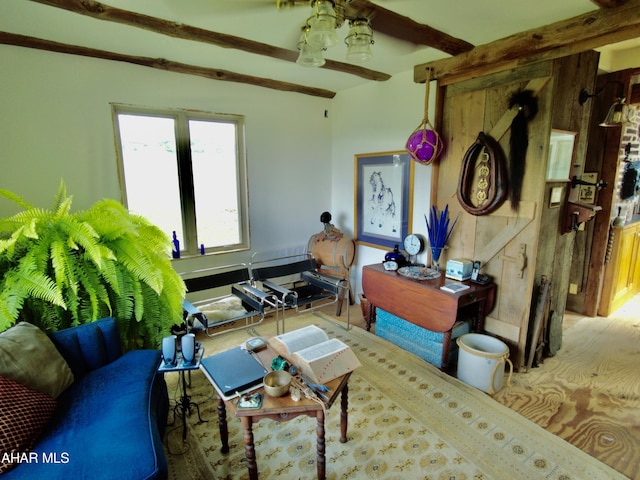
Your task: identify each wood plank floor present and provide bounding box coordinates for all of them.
[492,295,640,479]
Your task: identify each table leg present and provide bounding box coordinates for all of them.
[180,371,188,441]
[316,410,326,480]
[241,416,258,480]
[217,398,229,454]
[340,384,349,443]
[441,330,453,371]
[475,298,487,332]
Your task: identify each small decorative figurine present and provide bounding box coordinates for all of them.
[320,211,343,241]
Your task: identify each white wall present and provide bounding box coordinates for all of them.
[1,45,434,295]
[0,45,333,272]
[330,70,434,296]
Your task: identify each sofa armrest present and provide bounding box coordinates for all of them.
[49,317,123,379]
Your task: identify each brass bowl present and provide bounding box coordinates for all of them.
[263,370,292,397]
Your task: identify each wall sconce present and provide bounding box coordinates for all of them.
[600,97,631,127]
[579,80,631,127]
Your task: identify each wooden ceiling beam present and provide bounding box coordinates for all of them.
[347,0,474,55]
[414,0,640,85]
[27,0,390,82]
[0,32,337,98]
[590,0,629,7]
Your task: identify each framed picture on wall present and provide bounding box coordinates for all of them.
[354,151,414,250]
[579,173,598,204]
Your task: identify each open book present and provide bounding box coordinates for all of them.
[269,325,361,384]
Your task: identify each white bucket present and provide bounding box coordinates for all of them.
[456,333,513,394]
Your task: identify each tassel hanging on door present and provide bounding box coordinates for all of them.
[508,90,538,211]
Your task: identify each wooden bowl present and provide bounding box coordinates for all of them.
[263,370,291,397]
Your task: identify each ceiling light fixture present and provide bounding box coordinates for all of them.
[579,80,631,127]
[296,25,326,67]
[345,18,374,63]
[306,0,339,49]
[296,0,374,67]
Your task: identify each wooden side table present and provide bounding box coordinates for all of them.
[362,263,496,369]
[202,345,351,480]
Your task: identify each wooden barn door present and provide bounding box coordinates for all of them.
[434,63,554,369]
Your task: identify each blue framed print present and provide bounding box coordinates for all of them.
[354,151,414,250]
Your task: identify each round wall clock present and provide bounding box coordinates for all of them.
[403,234,425,256]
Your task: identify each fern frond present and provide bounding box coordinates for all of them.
[57,217,102,267]
[53,195,73,219]
[108,237,163,294]
[50,239,76,293]
[5,266,66,309]
[132,277,144,322]
[0,188,34,210]
[0,208,52,234]
[51,181,69,213]
[0,226,25,258]
[76,256,112,320]
[0,288,28,330]
[109,267,134,321]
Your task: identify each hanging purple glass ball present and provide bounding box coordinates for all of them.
[406,128,443,164]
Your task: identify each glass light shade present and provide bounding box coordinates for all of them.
[345,19,373,62]
[600,98,631,127]
[307,0,338,48]
[297,28,325,67]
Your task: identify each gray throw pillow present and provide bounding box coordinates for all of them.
[0,322,74,398]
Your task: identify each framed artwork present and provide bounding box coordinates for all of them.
[354,151,414,250]
[579,173,598,204]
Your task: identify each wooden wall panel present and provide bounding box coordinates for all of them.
[434,56,600,369]
[539,51,600,354]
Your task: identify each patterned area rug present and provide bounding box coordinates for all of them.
[163,312,626,480]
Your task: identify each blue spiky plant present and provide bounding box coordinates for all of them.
[425,204,459,268]
[0,182,185,348]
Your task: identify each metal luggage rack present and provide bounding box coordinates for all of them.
[249,253,350,332]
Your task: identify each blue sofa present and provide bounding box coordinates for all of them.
[4,317,169,480]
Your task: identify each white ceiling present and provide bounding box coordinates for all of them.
[1,0,638,95]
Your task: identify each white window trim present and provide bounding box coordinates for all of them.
[111,103,250,256]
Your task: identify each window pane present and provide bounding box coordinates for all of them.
[117,114,183,244]
[189,120,240,248]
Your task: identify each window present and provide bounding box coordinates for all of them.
[112,105,249,256]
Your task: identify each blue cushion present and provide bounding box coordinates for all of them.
[376,323,458,368]
[376,308,470,368]
[49,317,123,379]
[3,349,167,480]
[376,308,470,343]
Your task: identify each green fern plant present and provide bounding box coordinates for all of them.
[0,182,185,348]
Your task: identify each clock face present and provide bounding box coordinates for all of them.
[403,234,425,255]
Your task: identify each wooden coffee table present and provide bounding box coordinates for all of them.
[203,344,351,480]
